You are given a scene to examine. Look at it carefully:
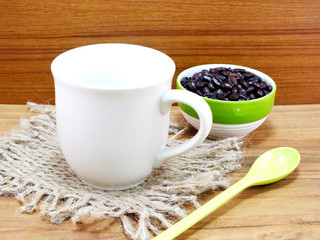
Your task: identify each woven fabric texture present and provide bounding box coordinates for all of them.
[0,103,243,240]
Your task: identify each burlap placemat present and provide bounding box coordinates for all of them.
[0,103,243,240]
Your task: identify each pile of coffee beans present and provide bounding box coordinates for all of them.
[180,67,273,101]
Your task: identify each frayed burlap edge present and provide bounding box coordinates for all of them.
[0,102,243,240]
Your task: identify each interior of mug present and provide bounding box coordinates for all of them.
[51,43,176,90]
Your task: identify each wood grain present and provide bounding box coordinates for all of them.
[0,104,319,240]
[1,0,320,104]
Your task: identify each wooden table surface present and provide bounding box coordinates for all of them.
[0,104,319,240]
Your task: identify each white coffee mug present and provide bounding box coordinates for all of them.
[51,43,212,190]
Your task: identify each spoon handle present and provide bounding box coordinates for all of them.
[153,177,252,240]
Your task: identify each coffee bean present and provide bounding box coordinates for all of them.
[233,68,246,73]
[260,81,267,89]
[238,87,247,95]
[246,86,255,93]
[263,90,270,95]
[231,86,238,93]
[215,74,226,82]
[243,72,254,79]
[196,80,206,88]
[212,77,222,87]
[204,93,217,99]
[229,75,238,86]
[247,79,254,85]
[214,88,223,95]
[180,67,273,101]
[222,82,233,90]
[267,85,273,92]
[215,67,228,71]
[208,81,216,91]
[181,77,188,86]
[214,89,225,100]
[196,89,204,96]
[239,93,247,99]
[203,87,211,94]
[201,69,209,75]
[256,89,264,97]
[217,93,226,100]
[188,81,197,92]
[203,74,213,82]
[209,68,219,74]
[229,92,239,100]
[240,78,249,88]
[254,75,262,81]
[192,72,201,80]
[249,93,256,99]
[222,70,232,76]
[252,81,261,89]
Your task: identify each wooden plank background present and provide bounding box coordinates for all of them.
[1,0,320,105]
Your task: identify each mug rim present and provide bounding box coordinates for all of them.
[51,43,176,91]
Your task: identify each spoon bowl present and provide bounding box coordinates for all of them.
[245,147,300,186]
[153,147,300,240]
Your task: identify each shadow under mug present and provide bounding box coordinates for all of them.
[51,43,212,190]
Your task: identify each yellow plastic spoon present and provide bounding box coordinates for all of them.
[153,147,300,240]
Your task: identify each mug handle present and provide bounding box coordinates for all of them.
[154,89,212,168]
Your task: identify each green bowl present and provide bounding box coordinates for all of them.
[176,64,276,125]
